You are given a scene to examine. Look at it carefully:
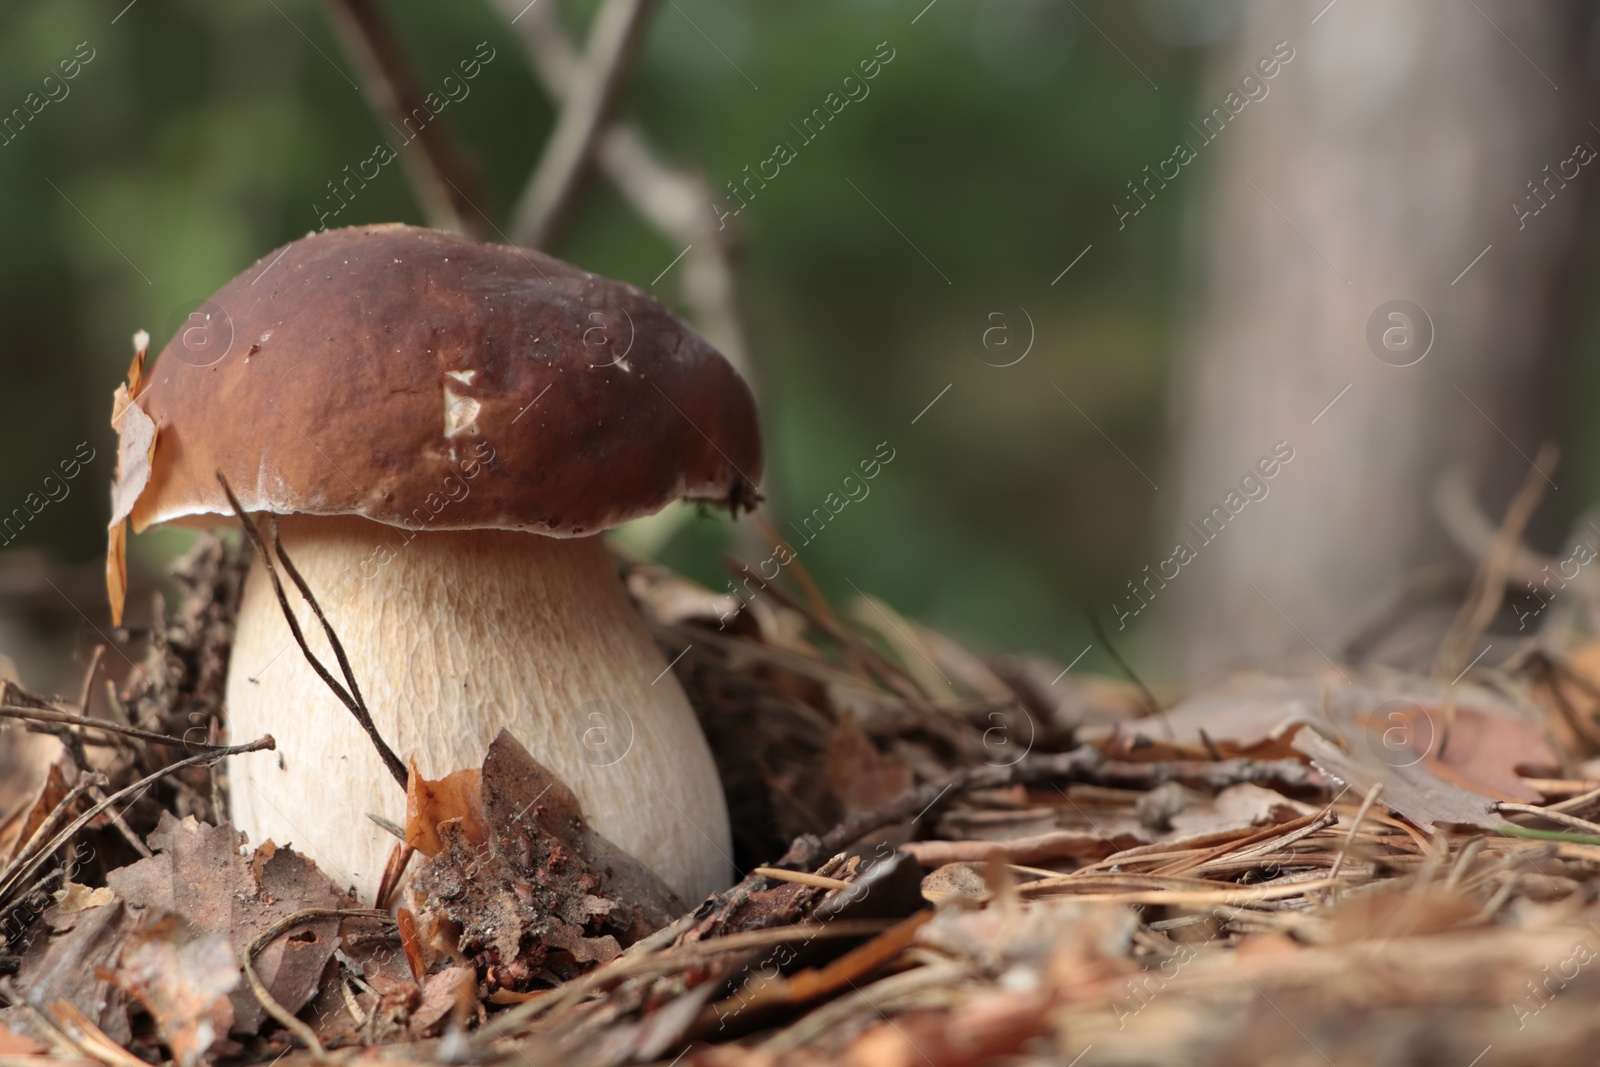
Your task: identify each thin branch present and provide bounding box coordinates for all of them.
[1087,606,1166,729]
[511,0,657,247]
[0,736,276,906]
[493,0,754,377]
[321,0,482,237]
[0,775,102,899]
[0,704,226,752]
[1436,442,1558,678]
[216,474,408,790]
[1495,800,1600,836]
[267,519,378,756]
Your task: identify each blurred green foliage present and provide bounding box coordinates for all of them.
[0,0,1224,670]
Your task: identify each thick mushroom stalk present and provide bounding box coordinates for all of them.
[112,224,761,904]
[225,514,730,905]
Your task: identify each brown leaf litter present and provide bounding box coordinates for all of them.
[9,527,1600,1065]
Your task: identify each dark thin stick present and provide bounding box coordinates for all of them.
[242,907,394,1057]
[268,516,407,788]
[0,705,224,752]
[266,516,406,788]
[0,866,65,929]
[216,474,407,790]
[321,0,482,237]
[1086,607,1167,733]
[86,784,154,860]
[0,736,275,906]
[510,0,657,247]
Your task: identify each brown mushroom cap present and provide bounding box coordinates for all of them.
[130,224,761,536]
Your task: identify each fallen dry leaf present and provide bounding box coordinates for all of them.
[106,813,354,1034]
[827,713,912,817]
[1293,729,1505,830]
[407,730,683,991]
[1358,702,1557,802]
[11,894,137,1045]
[107,380,159,626]
[108,913,237,1067]
[56,882,116,914]
[1167,782,1316,837]
[408,964,477,1038]
[404,759,484,858]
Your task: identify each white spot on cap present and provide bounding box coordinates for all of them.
[445,369,476,385]
[444,386,480,438]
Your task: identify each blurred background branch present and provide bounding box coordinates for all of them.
[491,0,752,378]
[322,0,484,237]
[322,0,752,379]
[508,0,656,250]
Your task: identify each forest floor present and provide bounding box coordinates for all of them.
[2,530,1600,1067]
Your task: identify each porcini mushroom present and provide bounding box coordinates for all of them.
[113,224,760,904]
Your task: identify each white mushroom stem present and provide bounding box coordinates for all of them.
[224,513,731,905]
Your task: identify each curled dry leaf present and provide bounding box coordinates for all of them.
[408,964,478,1038]
[404,758,484,858]
[107,376,159,627]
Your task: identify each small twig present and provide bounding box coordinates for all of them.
[1434,464,1586,592]
[267,516,407,790]
[242,908,394,1059]
[1086,607,1167,734]
[1494,801,1600,837]
[0,775,104,898]
[0,705,225,752]
[1444,835,1486,890]
[470,919,894,1047]
[85,784,153,860]
[1436,443,1557,678]
[0,737,275,907]
[1549,779,1600,816]
[511,0,657,247]
[216,473,407,790]
[320,0,482,236]
[73,646,105,717]
[1328,782,1384,883]
[752,866,852,891]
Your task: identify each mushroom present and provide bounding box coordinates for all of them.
[113,224,761,905]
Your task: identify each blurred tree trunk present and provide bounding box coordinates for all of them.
[1157,0,1595,678]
